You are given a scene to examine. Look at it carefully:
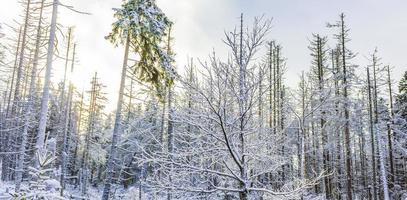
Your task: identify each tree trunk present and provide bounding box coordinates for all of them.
[36,0,59,152]
[367,67,378,199]
[81,73,98,195]
[339,13,353,200]
[386,65,395,186]
[372,57,389,200]
[238,13,249,200]
[268,42,273,129]
[102,34,130,200]
[1,26,22,182]
[73,90,84,188]
[60,44,76,196]
[166,85,174,200]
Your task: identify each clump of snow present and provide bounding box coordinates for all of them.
[46,137,57,152]
[44,179,61,192]
[112,0,170,36]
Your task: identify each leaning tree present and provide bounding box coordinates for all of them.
[102,0,173,199]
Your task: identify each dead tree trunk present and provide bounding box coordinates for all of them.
[60,44,76,196]
[367,67,378,200]
[36,0,59,152]
[386,65,395,186]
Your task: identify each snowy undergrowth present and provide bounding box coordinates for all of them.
[0,182,151,200]
[1,182,407,200]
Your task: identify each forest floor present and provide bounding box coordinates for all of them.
[0,181,147,200]
[2,180,407,199]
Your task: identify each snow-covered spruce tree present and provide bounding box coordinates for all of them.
[29,152,63,199]
[9,151,65,199]
[102,0,172,199]
[136,15,323,200]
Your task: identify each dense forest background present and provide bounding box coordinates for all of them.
[0,0,406,199]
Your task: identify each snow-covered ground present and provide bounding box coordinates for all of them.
[0,181,150,200]
[2,180,407,200]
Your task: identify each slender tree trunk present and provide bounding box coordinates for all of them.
[59,28,72,107]
[60,44,76,196]
[339,14,353,200]
[386,65,395,186]
[238,13,249,200]
[300,72,307,181]
[36,0,59,152]
[126,78,134,123]
[160,88,167,144]
[357,99,368,197]
[359,122,367,194]
[1,26,22,181]
[332,48,342,199]
[268,42,273,129]
[166,25,174,200]
[166,85,174,200]
[73,90,84,188]
[30,0,45,100]
[276,46,281,134]
[81,73,98,195]
[56,29,72,170]
[272,43,277,136]
[367,67,378,200]
[258,65,263,139]
[372,59,389,200]
[280,85,286,183]
[102,34,130,200]
[12,0,30,117]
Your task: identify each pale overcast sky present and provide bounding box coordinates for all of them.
[1,0,406,110]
